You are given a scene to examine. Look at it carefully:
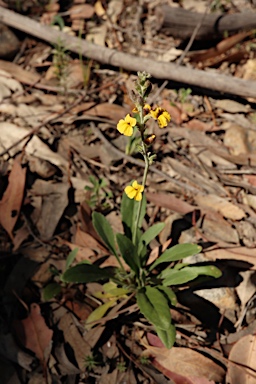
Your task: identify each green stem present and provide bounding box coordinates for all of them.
[132,109,149,244]
[115,253,126,273]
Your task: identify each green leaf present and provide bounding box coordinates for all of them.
[116,233,140,274]
[121,192,146,241]
[42,282,61,301]
[155,323,176,349]
[138,223,165,257]
[85,299,116,330]
[160,268,199,286]
[157,285,177,306]
[149,244,202,270]
[160,265,221,286]
[136,287,171,330]
[66,248,79,270]
[61,264,113,283]
[92,211,117,257]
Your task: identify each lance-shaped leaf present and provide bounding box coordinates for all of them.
[155,323,176,349]
[138,222,165,258]
[116,233,140,275]
[121,192,146,241]
[61,264,113,283]
[136,286,171,331]
[149,244,202,271]
[92,211,117,256]
[160,265,221,286]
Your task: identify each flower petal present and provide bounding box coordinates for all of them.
[158,114,168,128]
[132,180,139,189]
[134,192,143,201]
[125,185,136,199]
[125,180,144,200]
[117,121,133,136]
[117,119,126,133]
[150,109,158,120]
[124,114,137,127]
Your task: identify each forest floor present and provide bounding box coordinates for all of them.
[1,0,256,383]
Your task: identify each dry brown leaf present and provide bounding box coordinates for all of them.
[66,60,84,88]
[30,179,69,240]
[14,303,53,364]
[0,159,26,240]
[204,247,256,268]
[86,103,129,122]
[65,300,91,321]
[236,271,256,313]
[0,59,40,85]
[75,225,106,253]
[58,312,104,370]
[69,4,94,19]
[143,342,225,383]
[244,175,256,187]
[186,119,214,132]
[0,69,22,89]
[227,334,256,384]
[146,192,195,214]
[194,194,246,220]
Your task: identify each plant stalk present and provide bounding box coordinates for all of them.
[132,106,149,244]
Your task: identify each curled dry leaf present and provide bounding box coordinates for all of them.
[0,159,26,240]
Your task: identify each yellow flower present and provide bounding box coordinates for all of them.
[124,180,144,201]
[143,104,151,113]
[117,114,137,136]
[150,107,171,128]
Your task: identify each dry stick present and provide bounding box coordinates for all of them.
[1,7,256,98]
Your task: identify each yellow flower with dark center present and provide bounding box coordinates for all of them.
[124,180,144,201]
[143,104,151,113]
[150,107,171,128]
[117,114,137,136]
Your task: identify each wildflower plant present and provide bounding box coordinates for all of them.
[61,72,221,348]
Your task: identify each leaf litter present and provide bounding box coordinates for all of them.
[1,0,256,383]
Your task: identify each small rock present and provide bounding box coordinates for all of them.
[0,22,20,59]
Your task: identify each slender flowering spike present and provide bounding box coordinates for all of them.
[117,114,137,136]
[125,180,144,201]
[150,107,171,128]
